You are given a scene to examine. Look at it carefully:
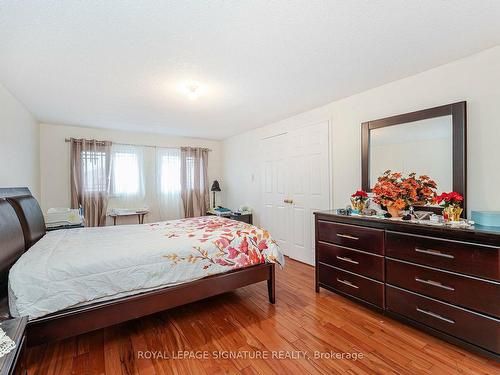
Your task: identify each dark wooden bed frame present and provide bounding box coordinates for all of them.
[0,187,275,346]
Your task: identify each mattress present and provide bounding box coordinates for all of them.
[8,216,284,320]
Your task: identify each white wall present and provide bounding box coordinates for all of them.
[0,83,40,197]
[40,123,223,224]
[223,46,500,223]
[371,138,452,194]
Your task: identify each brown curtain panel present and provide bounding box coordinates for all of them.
[70,138,112,227]
[180,147,209,218]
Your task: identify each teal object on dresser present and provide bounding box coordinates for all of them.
[471,211,500,227]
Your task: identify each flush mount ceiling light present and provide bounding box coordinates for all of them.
[178,81,206,100]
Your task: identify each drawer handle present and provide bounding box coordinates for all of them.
[416,307,455,324]
[337,233,360,240]
[415,247,454,259]
[415,278,455,291]
[336,278,359,289]
[336,256,359,265]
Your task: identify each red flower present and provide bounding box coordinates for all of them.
[239,237,249,254]
[227,247,239,259]
[257,240,268,251]
[248,249,260,263]
[215,258,230,266]
[351,190,368,198]
[436,191,463,207]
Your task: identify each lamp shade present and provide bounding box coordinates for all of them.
[211,180,221,192]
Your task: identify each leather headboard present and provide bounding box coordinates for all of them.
[0,199,25,309]
[6,195,46,249]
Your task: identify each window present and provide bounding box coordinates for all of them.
[182,155,206,191]
[81,151,108,193]
[113,152,140,195]
[111,145,144,197]
[184,156,195,190]
[157,148,181,194]
[156,148,182,220]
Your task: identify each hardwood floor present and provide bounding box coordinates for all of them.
[27,258,499,374]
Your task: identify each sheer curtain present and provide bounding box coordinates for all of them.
[180,147,209,218]
[109,144,147,211]
[156,147,183,220]
[70,138,112,227]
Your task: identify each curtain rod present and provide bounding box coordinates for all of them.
[64,138,212,151]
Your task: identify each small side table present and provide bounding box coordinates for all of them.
[109,211,149,225]
[230,212,253,224]
[0,317,28,375]
[206,211,253,225]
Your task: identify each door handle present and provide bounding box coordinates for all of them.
[336,278,359,289]
[415,247,454,259]
[336,256,359,265]
[416,308,455,324]
[283,199,294,204]
[415,278,455,291]
[337,233,359,240]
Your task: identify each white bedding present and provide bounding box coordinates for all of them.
[8,216,284,319]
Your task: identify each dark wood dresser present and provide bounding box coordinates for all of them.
[315,211,500,359]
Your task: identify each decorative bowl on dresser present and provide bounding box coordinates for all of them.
[315,210,500,360]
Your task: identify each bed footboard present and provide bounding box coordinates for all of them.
[267,262,275,304]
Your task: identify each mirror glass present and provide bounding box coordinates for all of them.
[369,115,453,195]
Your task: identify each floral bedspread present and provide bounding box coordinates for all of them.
[156,216,284,271]
[9,216,284,319]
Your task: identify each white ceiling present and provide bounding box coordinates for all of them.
[1,1,499,140]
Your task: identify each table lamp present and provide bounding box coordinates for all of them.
[211,180,221,208]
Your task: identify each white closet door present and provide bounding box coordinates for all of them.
[262,133,290,255]
[288,121,330,265]
[261,121,330,265]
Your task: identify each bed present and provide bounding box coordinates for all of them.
[0,188,283,346]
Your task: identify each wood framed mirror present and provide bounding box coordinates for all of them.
[361,101,467,216]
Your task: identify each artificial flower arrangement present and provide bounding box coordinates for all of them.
[350,190,369,213]
[436,191,464,222]
[372,170,437,217]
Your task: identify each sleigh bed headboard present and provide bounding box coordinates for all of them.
[0,187,45,317]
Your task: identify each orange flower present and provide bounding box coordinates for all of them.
[392,199,406,209]
[372,170,437,209]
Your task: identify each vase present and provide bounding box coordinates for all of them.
[443,205,463,222]
[387,205,403,218]
[350,198,366,213]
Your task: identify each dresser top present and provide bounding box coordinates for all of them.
[315,210,500,246]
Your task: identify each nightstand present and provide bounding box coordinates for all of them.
[230,212,253,224]
[206,211,253,225]
[0,317,27,375]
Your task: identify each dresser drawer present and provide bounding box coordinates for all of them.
[386,258,500,317]
[386,231,499,281]
[317,242,384,281]
[386,285,500,354]
[317,220,384,254]
[318,263,384,307]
